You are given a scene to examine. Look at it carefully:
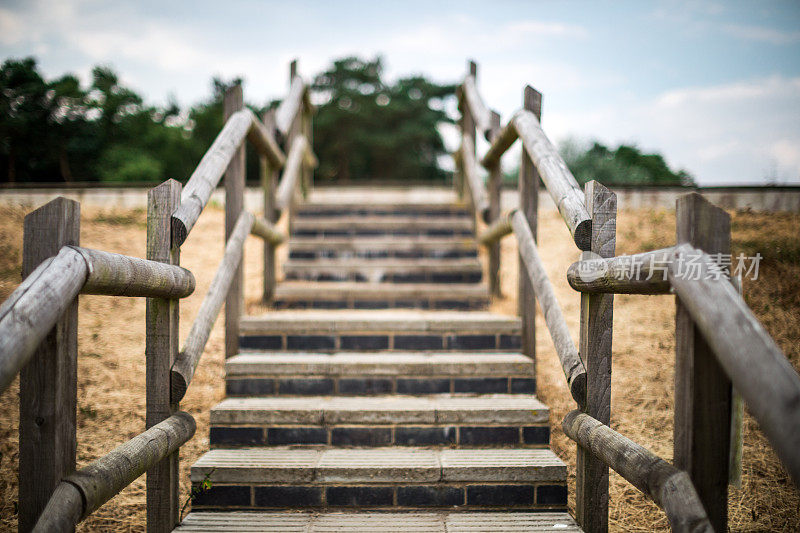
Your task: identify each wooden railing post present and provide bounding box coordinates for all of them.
[145,179,182,532]
[487,110,502,297]
[18,198,80,532]
[463,61,478,233]
[261,109,278,303]
[224,83,245,359]
[674,192,731,532]
[518,85,541,363]
[575,181,617,533]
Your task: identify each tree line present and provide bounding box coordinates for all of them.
[0,56,692,187]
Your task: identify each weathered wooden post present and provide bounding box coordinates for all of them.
[261,109,278,303]
[19,197,80,532]
[224,83,245,359]
[575,181,617,533]
[674,192,731,532]
[463,61,478,233]
[487,110,502,296]
[518,85,541,364]
[146,180,181,531]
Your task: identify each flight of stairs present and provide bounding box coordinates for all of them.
[178,188,579,531]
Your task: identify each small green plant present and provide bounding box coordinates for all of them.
[180,468,215,520]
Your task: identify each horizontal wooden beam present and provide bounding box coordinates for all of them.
[513,110,591,250]
[480,119,518,168]
[33,412,196,532]
[511,210,586,406]
[669,244,800,487]
[478,209,516,246]
[171,212,254,401]
[245,109,286,169]
[566,247,674,294]
[73,246,196,298]
[250,216,285,246]
[171,110,251,246]
[275,76,306,137]
[0,247,87,393]
[461,75,493,140]
[563,410,712,533]
[461,135,490,222]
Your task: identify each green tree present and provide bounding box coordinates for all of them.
[311,57,454,182]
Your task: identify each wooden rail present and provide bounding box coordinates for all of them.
[1,59,314,532]
[464,59,800,532]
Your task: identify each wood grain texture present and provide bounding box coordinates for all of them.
[512,210,586,407]
[224,84,245,361]
[171,212,254,402]
[670,244,800,488]
[34,412,196,532]
[74,246,195,298]
[512,108,591,250]
[0,247,86,394]
[145,179,181,532]
[563,410,713,533]
[567,247,674,294]
[18,197,80,532]
[673,192,731,532]
[575,181,617,533]
[171,110,251,246]
[518,86,541,370]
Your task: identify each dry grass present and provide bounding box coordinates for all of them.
[0,201,798,531]
[490,208,800,532]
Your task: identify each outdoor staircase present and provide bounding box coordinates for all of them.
[179,188,580,531]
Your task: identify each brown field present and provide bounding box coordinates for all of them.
[0,201,798,531]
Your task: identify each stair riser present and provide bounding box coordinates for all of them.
[226,376,535,396]
[289,249,478,260]
[273,298,488,310]
[209,425,550,448]
[284,271,482,284]
[239,333,521,352]
[191,483,567,511]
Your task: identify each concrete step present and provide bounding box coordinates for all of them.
[273,282,489,310]
[189,447,567,511]
[239,311,521,352]
[283,258,482,284]
[288,237,478,260]
[208,394,549,448]
[291,216,473,238]
[225,352,535,397]
[176,511,582,532]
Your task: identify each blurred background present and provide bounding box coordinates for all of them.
[1,0,798,187]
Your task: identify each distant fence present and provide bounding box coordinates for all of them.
[3,184,799,213]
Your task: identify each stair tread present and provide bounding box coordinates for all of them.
[227,352,532,376]
[176,511,582,532]
[285,258,481,268]
[191,447,566,484]
[292,216,473,228]
[241,310,520,334]
[307,187,461,205]
[210,394,548,425]
[275,282,488,298]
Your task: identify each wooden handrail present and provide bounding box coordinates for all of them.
[460,135,490,222]
[171,211,254,401]
[72,246,196,298]
[461,74,493,140]
[247,109,286,168]
[275,135,315,211]
[669,244,800,487]
[511,210,586,406]
[275,76,306,137]
[0,246,86,393]
[478,209,516,246]
[563,411,713,532]
[250,216,285,246]
[33,412,196,532]
[566,247,674,294]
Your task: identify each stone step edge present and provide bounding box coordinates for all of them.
[176,510,581,532]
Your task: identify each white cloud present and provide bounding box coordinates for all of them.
[723,23,800,45]
[0,7,24,45]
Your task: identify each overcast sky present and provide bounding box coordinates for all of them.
[2,0,799,185]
